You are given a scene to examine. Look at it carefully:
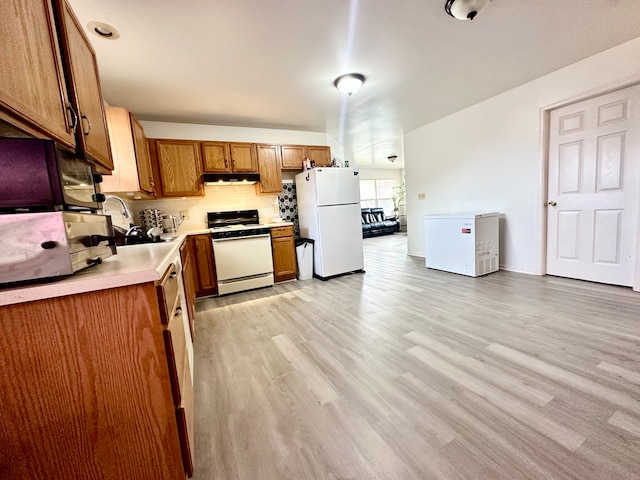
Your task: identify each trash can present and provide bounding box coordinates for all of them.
[295,238,314,280]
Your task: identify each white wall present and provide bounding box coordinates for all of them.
[141,121,329,145]
[404,36,640,273]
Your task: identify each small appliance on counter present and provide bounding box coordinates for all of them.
[0,211,116,285]
[0,137,104,213]
[162,214,183,238]
[0,138,117,286]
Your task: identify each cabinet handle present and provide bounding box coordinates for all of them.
[66,103,77,132]
[81,114,91,136]
[174,306,183,318]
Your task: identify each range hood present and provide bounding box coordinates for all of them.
[203,173,260,185]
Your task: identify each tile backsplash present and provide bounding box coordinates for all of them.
[278,183,300,238]
[131,184,281,231]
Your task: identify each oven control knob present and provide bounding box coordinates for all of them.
[41,241,57,250]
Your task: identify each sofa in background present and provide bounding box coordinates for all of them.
[361,207,400,238]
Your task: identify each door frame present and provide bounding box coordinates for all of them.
[537,81,640,292]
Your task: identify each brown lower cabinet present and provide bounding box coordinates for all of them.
[190,234,217,297]
[0,264,194,478]
[271,225,297,282]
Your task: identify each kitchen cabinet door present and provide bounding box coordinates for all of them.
[102,106,156,198]
[306,145,331,167]
[271,226,296,282]
[191,234,217,297]
[281,144,305,170]
[0,283,186,479]
[0,0,75,148]
[57,0,112,172]
[180,238,197,339]
[255,144,282,194]
[202,141,230,173]
[229,142,258,172]
[153,139,203,197]
[131,114,156,196]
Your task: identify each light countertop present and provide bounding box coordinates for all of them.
[0,236,186,307]
[0,222,296,308]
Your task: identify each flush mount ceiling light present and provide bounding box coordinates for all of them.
[334,73,365,96]
[87,21,120,40]
[445,0,491,20]
[387,155,398,163]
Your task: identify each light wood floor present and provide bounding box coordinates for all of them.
[193,234,640,480]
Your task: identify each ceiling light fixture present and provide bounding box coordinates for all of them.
[444,0,491,20]
[87,21,120,40]
[387,155,398,163]
[334,73,365,96]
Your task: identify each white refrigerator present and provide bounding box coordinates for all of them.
[295,168,364,279]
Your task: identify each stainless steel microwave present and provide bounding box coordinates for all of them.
[0,138,103,212]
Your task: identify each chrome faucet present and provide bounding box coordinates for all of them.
[102,194,132,219]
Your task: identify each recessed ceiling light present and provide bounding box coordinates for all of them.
[334,73,365,96]
[87,21,120,40]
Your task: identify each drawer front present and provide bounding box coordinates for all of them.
[157,263,180,324]
[163,305,195,477]
[270,225,293,238]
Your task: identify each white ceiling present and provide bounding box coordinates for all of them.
[68,0,640,170]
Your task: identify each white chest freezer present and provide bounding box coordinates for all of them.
[424,212,499,277]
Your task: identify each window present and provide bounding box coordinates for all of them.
[359,179,396,216]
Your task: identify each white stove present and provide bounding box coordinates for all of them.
[207,210,274,295]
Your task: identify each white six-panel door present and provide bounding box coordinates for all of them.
[547,84,640,286]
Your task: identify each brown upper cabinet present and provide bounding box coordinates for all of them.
[305,145,332,167]
[202,141,257,173]
[280,145,306,170]
[281,144,332,170]
[255,144,283,194]
[57,0,112,172]
[0,0,75,149]
[151,139,203,197]
[101,107,156,198]
[0,0,112,172]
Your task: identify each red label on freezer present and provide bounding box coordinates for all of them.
[461,228,471,234]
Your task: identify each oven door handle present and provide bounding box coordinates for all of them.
[212,233,271,242]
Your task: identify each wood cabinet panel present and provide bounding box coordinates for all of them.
[58,0,112,171]
[191,234,217,297]
[102,106,156,197]
[201,141,229,172]
[256,144,282,194]
[154,139,203,197]
[271,226,296,282]
[202,141,257,173]
[281,144,306,170]
[229,142,257,172]
[306,145,331,167]
[131,114,155,195]
[0,0,74,147]
[180,238,197,339]
[0,284,185,479]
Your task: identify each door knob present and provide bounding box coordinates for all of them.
[548,201,557,207]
